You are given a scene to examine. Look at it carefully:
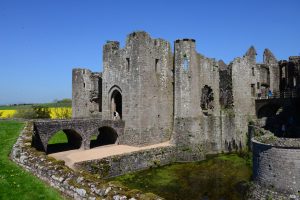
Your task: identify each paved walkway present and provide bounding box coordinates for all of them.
[49,141,172,169]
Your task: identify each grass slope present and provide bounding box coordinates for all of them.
[0,120,64,200]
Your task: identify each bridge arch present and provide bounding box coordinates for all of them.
[257,103,282,119]
[46,129,83,154]
[90,126,118,148]
[32,118,125,153]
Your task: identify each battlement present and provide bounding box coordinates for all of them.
[175,38,196,43]
[289,56,300,62]
[104,41,120,51]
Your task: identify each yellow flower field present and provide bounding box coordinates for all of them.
[0,110,16,118]
[49,107,72,119]
[0,107,72,119]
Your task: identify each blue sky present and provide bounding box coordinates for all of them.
[0,0,299,104]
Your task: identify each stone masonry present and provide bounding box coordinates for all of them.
[33,118,124,153]
[252,137,300,194]
[71,31,292,159]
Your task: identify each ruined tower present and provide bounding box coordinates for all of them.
[101,32,174,146]
[72,68,102,118]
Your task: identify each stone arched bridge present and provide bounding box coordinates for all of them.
[32,118,125,153]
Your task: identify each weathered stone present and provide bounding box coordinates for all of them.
[51,175,64,183]
[19,155,27,164]
[76,176,84,184]
[104,187,111,195]
[32,118,125,152]
[75,188,86,197]
[252,135,300,195]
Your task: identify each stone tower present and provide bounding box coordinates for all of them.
[101,32,174,146]
[72,68,102,118]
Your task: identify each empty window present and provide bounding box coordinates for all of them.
[155,59,159,72]
[83,83,85,88]
[201,85,214,111]
[251,84,255,97]
[252,67,255,76]
[257,82,260,89]
[183,54,189,71]
[126,58,130,72]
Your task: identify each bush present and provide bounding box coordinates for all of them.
[14,107,37,119]
[32,105,50,118]
[14,106,50,119]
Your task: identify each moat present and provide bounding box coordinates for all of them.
[112,153,252,200]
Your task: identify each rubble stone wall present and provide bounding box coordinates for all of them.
[252,138,300,194]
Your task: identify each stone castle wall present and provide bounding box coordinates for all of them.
[102,32,174,146]
[72,68,102,118]
[71,31,284,153]
[252,138,300,194]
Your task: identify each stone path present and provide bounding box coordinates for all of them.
[49,141,172,169]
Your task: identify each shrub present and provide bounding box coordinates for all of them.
[14,107,37,119]
[14,106,50,119]
[32,105,50,118]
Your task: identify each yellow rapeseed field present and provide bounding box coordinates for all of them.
[49,107,72,119]
[0,110,16,118]
[0,107,72,119]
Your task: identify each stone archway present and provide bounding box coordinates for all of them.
[90,126,118,148]
[46,129,82,154]
[111,90,122,119]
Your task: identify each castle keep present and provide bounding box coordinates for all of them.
[71,31,299,155]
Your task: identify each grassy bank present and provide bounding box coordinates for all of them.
[0,120,64,200]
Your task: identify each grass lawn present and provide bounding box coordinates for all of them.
[48,131,98,145]
[0,120,64,200]
[48,130,68,144]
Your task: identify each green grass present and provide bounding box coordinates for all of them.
[47,131,98,145]
[0,104,33,110]
[0,120,64,200]
[48,131,68,144]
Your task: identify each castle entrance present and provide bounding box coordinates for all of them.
[111,90,122,119]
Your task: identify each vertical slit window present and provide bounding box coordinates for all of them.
[126,58,130,72]
[251,84,255,97]
[155,59,159,72]
[183,54,189,71]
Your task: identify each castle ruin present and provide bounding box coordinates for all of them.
[70,31,299,156]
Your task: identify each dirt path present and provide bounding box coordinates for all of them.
[49,141,172,169]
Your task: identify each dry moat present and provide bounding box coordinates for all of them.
[111,153,252,200]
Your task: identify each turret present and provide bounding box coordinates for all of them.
[263,48,277,64]
[244,46,257,64]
